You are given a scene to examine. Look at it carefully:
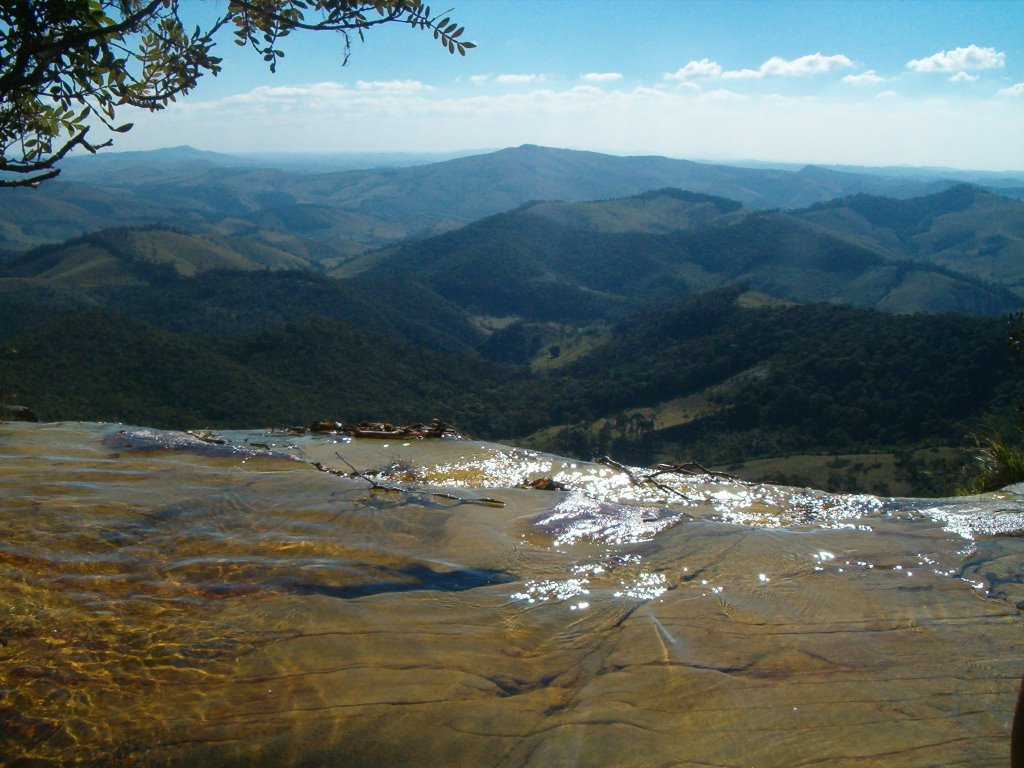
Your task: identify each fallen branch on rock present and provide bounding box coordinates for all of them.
[595,455,746,499]
[651,461,746,483]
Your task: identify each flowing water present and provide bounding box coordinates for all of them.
[1,421,1022,767]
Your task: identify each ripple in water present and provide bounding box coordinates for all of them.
[1,422,1022,767]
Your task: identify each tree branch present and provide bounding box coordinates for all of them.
[0,128,109,188]
[0,1,472,186]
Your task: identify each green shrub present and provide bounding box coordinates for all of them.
[958,433,1024,494]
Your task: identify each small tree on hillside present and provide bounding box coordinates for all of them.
[0,1,473,187]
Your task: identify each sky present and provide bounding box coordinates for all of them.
[111,0,1024,170]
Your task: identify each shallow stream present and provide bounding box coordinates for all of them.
[1,422,1022,766]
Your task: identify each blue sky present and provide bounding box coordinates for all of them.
[114,0,1024,170]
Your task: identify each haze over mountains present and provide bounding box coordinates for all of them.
[2,144,1023,495]
[3,144,1022,259]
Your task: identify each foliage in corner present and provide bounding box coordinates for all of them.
[958,432,1024,494]
[0,1,473,187]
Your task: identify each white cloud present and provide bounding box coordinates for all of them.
[664,58,722,81]
[721,68,763,80]
[672,81,702,91]
[876,90,899,99]
[949,71,978,83]
[700,89,748,102]
[631,86,671,99]
[496,73,547,84]
[582,72,622,82]
[759,53,854,76]
[842,69,886,85]
[199,82,350,111]
[907,44,1005,73]
[763,94,818,105]
[469,74,489,84]
[355,80,432,92]
[116,77,1024,171]
[664,53,853,84]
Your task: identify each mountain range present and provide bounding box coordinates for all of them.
[7,176,1022,318]
[4,143,1021,259]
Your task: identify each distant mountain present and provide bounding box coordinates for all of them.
[56,145,255,182]
[511,188,744,233]
[0,144,983,255]
[57,146,489,179]
[3,190,1022,495]
[350,186,1024,319]
[292,144,966,221]
[817,163,1024,194]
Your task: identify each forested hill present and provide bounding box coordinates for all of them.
[792,184,1024,293]
[345,185,1024,318]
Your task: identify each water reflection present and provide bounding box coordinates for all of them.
[0,422,1022,766]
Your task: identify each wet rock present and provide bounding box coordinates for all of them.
[1,421,1022,767]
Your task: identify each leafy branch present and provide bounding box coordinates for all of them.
[0,1,474,187]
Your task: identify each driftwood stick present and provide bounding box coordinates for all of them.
[651,461,746,483]
[596,455,692,500]
[595,455,643,484]
[429,492,505,508]
[312,453,402,493]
